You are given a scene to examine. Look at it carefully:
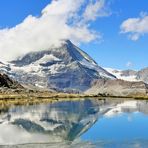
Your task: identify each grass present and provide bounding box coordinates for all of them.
[0,91,147,109]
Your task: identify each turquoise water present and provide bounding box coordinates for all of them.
[0,99,148,148]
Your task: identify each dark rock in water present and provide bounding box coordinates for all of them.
[0,73,23,89]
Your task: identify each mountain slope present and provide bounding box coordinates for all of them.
[2,40,116,92]
[86,79,148,96]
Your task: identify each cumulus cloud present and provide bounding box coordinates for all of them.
[0,0,108,62]
[120,12,148,41]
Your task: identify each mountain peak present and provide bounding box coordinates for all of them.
[2,41,116,92]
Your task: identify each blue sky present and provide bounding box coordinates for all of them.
[0,0,148,70]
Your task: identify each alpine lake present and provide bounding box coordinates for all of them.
[0,98,148,148]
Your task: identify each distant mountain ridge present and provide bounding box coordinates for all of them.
[105,67,148,84]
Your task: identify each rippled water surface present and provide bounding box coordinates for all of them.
[0,98,148,148]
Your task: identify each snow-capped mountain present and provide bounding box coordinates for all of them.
[0,40,116,92]
[0,40,147,94]
[105,67,148,84]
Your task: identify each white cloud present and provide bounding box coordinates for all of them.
[0,0,108,62]
[83,0,110,21]
[120,12,148,41]
[126,61,133,68]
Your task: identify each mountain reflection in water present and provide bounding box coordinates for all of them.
[0,99,148,148]
[0,99,104,145]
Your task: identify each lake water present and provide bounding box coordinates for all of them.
[0,98,148,148]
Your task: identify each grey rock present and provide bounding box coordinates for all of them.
[0,73,23,89]
[86,79,148,96]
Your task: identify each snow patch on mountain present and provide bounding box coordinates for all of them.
[10,54,63,76]
[34,54,62,65]
[105,68,138,82]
